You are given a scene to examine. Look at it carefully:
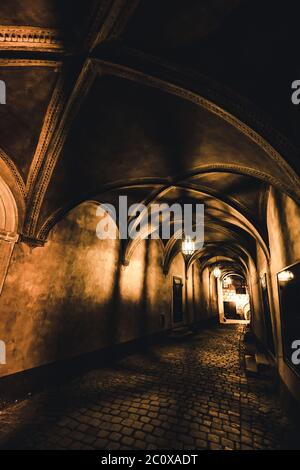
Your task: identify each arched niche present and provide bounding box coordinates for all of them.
[0,175,18,234]
[0,174,19,294]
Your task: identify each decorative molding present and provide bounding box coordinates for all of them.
[189,248,248,276]
[104,0,140,41]
[24,50,300,242]
[108,47,300,171]
[36,181,168,241]
[196,244,250,275]
[19,234,45,247]
[35,179,264,269]
[0,149,26,199]
[91,0,127,46]
[0,26,65,53]
[0,59,61,67]
[163,224,257,276]
[0,3,139,54]
[87,0,140,51]
[85,0,115,49]
[24,60,98,237]
[175,180,262,231]
[94,56,300,200]
[26,69,65,196]
[0,230,19,243]
[122,185,172,264]
[0,237,17,295]
[122,180,268,267]
[36,163,289,244]
[184,163,295,200]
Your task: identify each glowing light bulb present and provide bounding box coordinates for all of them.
[223,276,232,286]
[278,270,294,282]
[213,267,221,278]
[182,236,195,256]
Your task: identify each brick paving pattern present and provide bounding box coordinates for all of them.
[0,324,298,450]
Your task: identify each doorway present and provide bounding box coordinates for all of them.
[261,274,275,356]
[172,276,183,324]
[222,274,251,324]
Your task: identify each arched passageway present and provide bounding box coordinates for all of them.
[0,0,300,452]
[214,272,251,324]
[0,172,19,295]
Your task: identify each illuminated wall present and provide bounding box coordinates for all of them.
[0,202,208,378]
[254,187,300,402]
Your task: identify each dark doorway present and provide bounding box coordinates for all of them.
[278,262,300,376]
[221,274,251,322]
[261,274,275,355]
[173,276,183,323]
[224,301,237,319]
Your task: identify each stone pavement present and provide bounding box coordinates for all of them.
[0,324,298,450]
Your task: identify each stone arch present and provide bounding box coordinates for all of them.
[0,171,19,294]
[0,175,18,234]
[96,59,300,203]
[0,148,25,232]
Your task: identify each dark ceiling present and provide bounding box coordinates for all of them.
[0,0,299,270]
[0,0,95,39]
[122,0,300,147]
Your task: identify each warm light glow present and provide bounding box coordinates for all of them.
[278,270,294,282]
[182,236,195,256]
[223,276,232,286]
[260,275,267,289]
[233,293,247,307]
[213,267,221,278]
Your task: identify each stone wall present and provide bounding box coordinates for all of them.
[0,201,210,378]
[255,187,300,403]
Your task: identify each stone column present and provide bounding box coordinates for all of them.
[217,278,225,323]
[0,230,18,295]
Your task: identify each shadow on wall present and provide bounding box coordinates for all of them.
[267,188,300,269]
[0,202,195,377]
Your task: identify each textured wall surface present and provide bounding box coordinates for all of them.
[0,201,208,378]
[255,188,300,400]
[254,189,300,349]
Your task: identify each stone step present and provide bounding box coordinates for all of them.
[245,354,258,374]
[255,352,270,367]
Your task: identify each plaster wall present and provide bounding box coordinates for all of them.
[0,202,205,378]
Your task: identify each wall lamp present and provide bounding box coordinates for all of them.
[213,267,222,279]
[278,270,294,282]
[182,236,195,256]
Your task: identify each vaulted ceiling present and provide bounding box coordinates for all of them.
[0,0,299,273]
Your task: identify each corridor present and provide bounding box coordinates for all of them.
[0,325,297,450]
[0,1,300,454]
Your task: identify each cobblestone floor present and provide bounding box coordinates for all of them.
[0,324,298,450]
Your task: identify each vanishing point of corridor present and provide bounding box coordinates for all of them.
[0,325,297,451]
